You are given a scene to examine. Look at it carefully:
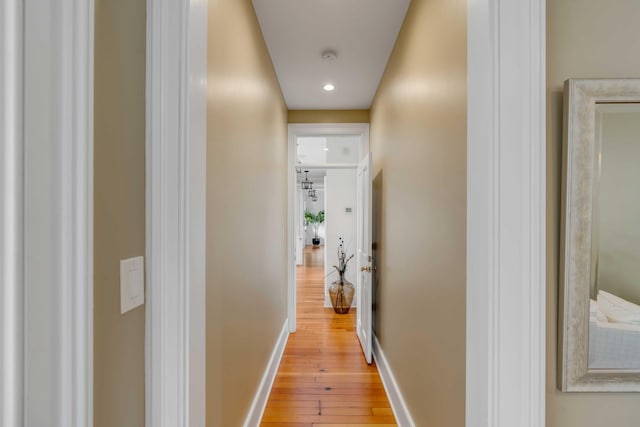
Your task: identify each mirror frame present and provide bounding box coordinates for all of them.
[559,78,640,392]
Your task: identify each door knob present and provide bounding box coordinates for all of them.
[361,266,372,272]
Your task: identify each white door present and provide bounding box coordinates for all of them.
[295,189,304,265]
[356,153,373,364]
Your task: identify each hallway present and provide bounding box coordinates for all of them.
[260,246,396,426]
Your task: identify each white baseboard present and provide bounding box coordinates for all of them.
[373,334,415,427]
[243,320,289,427]
[324,295,332,308]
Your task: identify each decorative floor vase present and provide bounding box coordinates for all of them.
[329,278,354,314]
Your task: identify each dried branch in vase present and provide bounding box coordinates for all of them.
[333,237,354,279]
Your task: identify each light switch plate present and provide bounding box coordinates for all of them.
[120,256,145,314]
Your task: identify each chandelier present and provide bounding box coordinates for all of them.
[301,170,313,190]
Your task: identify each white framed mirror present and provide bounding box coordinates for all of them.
[559,78,640,392]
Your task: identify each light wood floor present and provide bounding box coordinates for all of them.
[260,246,396,427]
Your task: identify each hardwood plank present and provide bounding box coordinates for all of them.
[371,408,394,416]
[264,400,391,409]
[262,415,396,424]
[266,393,391,402]
[260,423,312,427]
[312,424,397,427]
[260,246,395,426]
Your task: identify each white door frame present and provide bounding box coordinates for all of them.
[467,0,546,426]
[287,124,370,333]
[4,0,94,425]
[1,1,25,425]
[145,0,207,426]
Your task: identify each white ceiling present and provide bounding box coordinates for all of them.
[252,0,410,110]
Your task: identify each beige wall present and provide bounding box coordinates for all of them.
[93,0,146,425]
[369,0,467,425]
[547,0,640,425]
[288,109,370,123]
[206,0,288,425]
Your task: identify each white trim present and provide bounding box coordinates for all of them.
[146,0,207,426]
[22,0,94,424]
[1,0,24,425]
[56,0,94,423]
[287,126,297,332]
[185,0,208,423]
[64,1,95,424]
[295,163,359,169]
[372,335,415,427]
[289,123,371,142]
[467,0,545,426]
[324,295,332,308]
[287,123,370,333]
[243,321,290,427]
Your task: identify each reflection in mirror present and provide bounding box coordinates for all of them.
[589,103,640,370]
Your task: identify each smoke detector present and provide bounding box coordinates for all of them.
[321,50,337,61]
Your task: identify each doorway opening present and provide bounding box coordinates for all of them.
[295,136,360,308]
[287,124,371,358]
[296,167,326,269]
[259,123,395,425]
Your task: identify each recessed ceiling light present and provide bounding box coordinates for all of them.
[323,83,335,91]
[323,148,329,151]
